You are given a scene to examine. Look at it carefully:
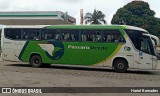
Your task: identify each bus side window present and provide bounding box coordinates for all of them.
[70,34,74,41]
[57,33,61,40]
[61,31,68,41]
[15,30,22,39]
[87,36,93,41]
[34,30,40,40]
[5,29,22,40]
[22,29,38,40]
[69,30,79,41]
[141,37,151,54]
[107,35,112,42]
[96,31,102,42]
[60,30,79,42]
[86,30,96,42]
[64,33,69,41]
[71,34,75,41]
[43,29,54,40]
[44,34,48,40]
[102,30,124,43]
[81,31,87,42]
[119,36,125,42]
[55,30,60,40]
[125,29,141,50]
[22,29,27,40]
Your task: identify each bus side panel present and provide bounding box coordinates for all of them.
[14,41,27,61]
[3,48,14,61]
[2,37,26,61]
[2,38,15,61]
[105,29,135,69]
[19,40,120,66]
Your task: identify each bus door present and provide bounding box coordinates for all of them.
[139,35,154,69]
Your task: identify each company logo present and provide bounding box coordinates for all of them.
[124,46,131,51]
[2,88,11,93]
[67,45,107,50]
[39,41,64,60]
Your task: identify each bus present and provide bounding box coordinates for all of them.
[1,25,158,72]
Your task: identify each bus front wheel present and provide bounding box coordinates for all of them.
[30,55,43,68]
[113,59,128,73]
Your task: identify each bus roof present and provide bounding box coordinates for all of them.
[47,25,148,33]
[2,25,48,28]
[2,25,148,33]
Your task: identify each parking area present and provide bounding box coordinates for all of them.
[0,60,160,96]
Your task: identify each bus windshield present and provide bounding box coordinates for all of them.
[125,29,156,56]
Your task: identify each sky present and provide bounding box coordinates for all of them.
[0,0,159,25]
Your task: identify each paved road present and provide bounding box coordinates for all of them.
[0,60,160,96]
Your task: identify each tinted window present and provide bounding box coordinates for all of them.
[22,29,41,40]
[86,30,96,42]
[61,29,79,41]
[81,30,102,42]
[42,29,58,40]
[5,28,22,39]
[102,30,125,43]
[81,31,87,42]
[96,31,102,42]
[141,35,155,56]
[125,29,142,50]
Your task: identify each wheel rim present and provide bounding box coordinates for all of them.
[117,62,124,69]
[34,59,39,64]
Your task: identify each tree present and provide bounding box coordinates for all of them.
[111,1,160,36]
[84,9,106,25]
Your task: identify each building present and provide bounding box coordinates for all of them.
[0,11,76,25]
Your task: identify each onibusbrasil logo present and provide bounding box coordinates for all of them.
[39,41,64,60]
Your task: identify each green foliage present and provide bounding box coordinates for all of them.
[111,1,160,36]
[84,9,107,25]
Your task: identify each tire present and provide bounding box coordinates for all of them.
[113,59,128,73]
[30,55,43,68]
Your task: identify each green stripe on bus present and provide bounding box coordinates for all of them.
[19,41,119,65]
[18,41,29,61]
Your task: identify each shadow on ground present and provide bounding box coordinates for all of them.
[5,63,159,75]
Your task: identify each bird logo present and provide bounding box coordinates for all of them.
[38,41,64,60]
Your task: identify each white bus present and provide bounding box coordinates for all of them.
[0,25,158,72]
